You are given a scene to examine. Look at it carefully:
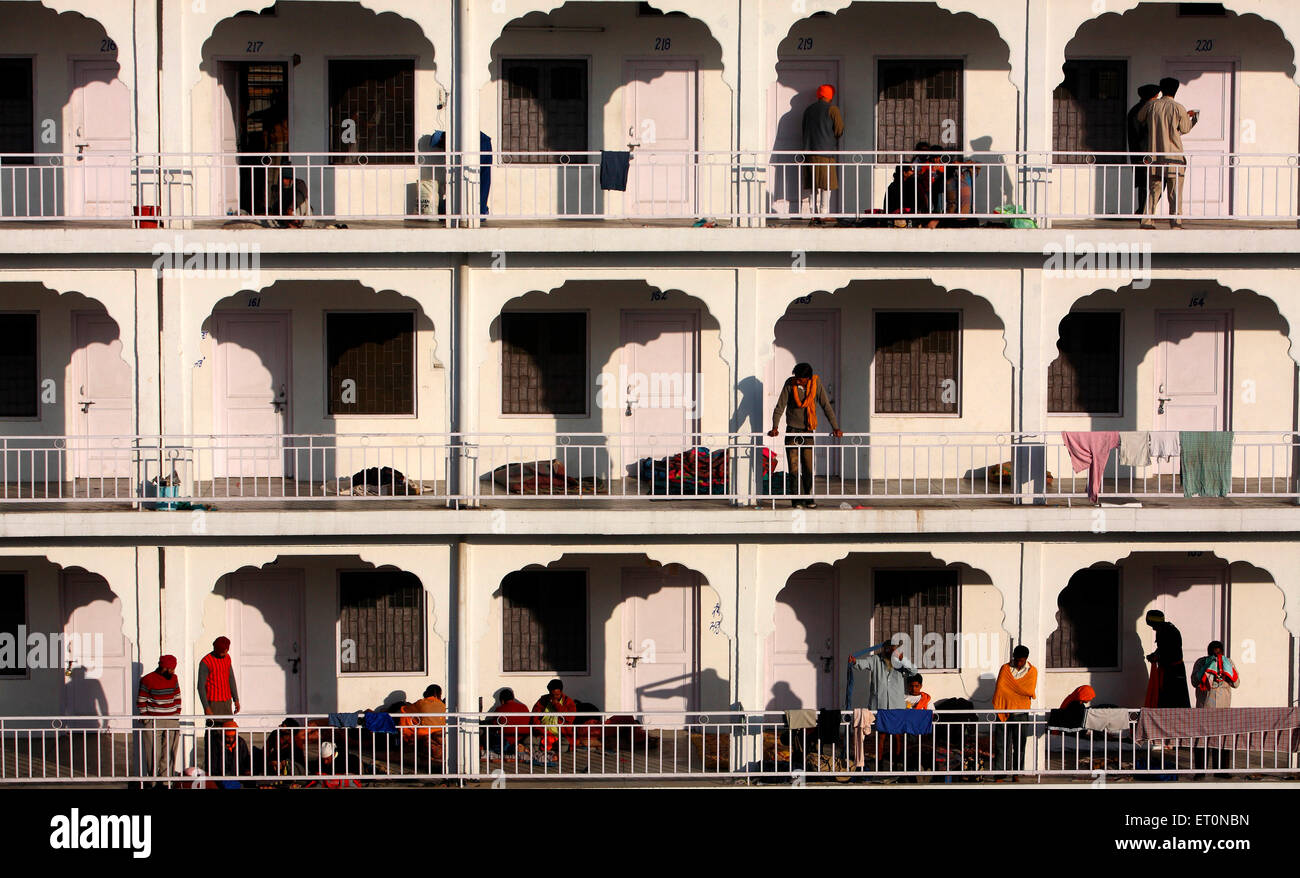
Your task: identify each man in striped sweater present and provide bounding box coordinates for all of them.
[137,654,181,787]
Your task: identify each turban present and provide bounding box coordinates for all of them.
[158,655,177,670]
[213,636,231,651]
[1145,610,1165,625]
[817,84,834,101]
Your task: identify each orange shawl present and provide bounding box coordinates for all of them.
[792,375,819,431]
[993,663,1038,721]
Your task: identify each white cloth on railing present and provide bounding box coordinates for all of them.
[1084,708,1130,732]
[1118,431,1151,467]
[851,708,875,769]
[1149,431,1181,461]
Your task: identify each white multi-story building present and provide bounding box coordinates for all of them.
[0,0,1298,776]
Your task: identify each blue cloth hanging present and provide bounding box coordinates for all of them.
[600,150,631,191]
[875,709,934,736]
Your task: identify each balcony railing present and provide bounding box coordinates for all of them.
[2,150,1296,225]
[1,431,1295,506]
[2,710,1295,784]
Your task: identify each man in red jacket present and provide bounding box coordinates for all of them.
[198,636,240,724]
[532,679,577,756]
[486,687,531,755]
[136,654,181,787]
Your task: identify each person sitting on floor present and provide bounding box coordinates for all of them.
[904,674,932,710]
[485,687,531,755]
[532,678,578,757]
[209,720,252,788]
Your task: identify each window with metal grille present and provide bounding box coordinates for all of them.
[1047,568,1120,669]
[501,59,588,162]
[872,569,959,669]
[1048,312,1122,414]
[328,60,415,163]
[501,312,587,415]
[0,314,37,418]
[877,60,963,159]
[0,59,34,161]
[0,573,26,677]
[502,569,587,673]
[874,311,959,414]
[326,312,415,415]
[1053,60,1128,162]
[338,570,424,673]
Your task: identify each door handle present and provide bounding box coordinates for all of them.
[820,655,834,673]
[626,655,641,668]
[1157,397,1171,414]
[289,657,300,674]
[79,400,95,413]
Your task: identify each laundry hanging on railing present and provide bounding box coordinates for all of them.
[639,446,775,495]
[874,708,934,736]
[1118,431,1151,467]
[1180,431,1234,497]
[843,641,893,710]
[600,150,631,191]
[1062,431,1120,503]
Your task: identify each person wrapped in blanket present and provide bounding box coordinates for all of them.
[531,678,578,763]
[768,362,843,509]
[485,688,532,757]
[1191,641,1241,773]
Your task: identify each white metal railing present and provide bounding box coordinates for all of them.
[2,710,1295,784]
[1,431,1295,505]
[2,150,1296,224]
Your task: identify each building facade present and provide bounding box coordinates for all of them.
[1,0,1298,742]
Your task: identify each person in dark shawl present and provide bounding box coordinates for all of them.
[1144,609,1190,708]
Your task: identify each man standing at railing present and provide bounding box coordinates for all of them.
[198,636,240,722]
[136,654,181,788]
[992,645,1037,776]
[1138,77,1199,229]
[1127,83,1162,215]
[769,362,843,509]
[801,84,844,225]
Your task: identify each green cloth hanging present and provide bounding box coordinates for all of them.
[1179,431,1234,497]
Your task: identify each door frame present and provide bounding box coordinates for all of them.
[1153,308,1232,431]
[1152,563,1230,651]
[620,566,701,714]
[224,567,307,717]
[623,57,701,215]
[212,309,294,436]
[1160,57,1237,215]
[618,307,702,437]
[213,56,295,212]
[766,567,840,710]
[59,570,132,720]
[769,57,844,214]
[67,56,134,218]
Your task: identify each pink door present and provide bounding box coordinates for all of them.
[625,60,697,216]
[765,308,841,475]
[1161,60,1233,217]
[1152,566,1227,664]
[621,567,698,716]
[68,60,132,218]
[213,311,291,478]
[72,311,134,479]
[769,60,840,215]
[767,569,837,710]
[1154,311,1229,434]
[225,570,304,726]
[620,310,699,462]
[62,572,132,728]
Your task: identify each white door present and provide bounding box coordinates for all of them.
[68,60,132,218]
[72,311,134,479]
[765,309,841,476]
[622,567,698,716]
[62,572,132,728]
[620,310,699,463]
[625,60,697,216]
[225,570,304,726]
[213,311,291,478]
[216,62,242,216]
[1152,566,1227,664]
[769,60,840,215]
[767,569,837,710]
[1162,60,1233,217]
[1154,310,1229,433]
